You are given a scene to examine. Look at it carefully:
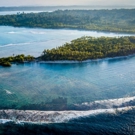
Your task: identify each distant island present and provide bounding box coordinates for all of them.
[0,6,134,12]
[1,36,135,67]
[0,9,135,33]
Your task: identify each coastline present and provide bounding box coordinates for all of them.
[1,52,135,67]
[37,54,135,64]
[1,25,135,34]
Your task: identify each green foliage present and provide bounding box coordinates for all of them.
[0,9,135,32]
[0,61,11,67]
[41,36,135,61]
[0,54,34,67]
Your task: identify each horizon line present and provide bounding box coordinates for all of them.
[0,5,135,7]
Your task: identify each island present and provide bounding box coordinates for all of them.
[0,54,34,67]
[0,9,135,33]
[40,36,135,61]
[1,36,135,67]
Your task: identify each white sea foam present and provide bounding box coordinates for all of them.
[8,31,18,34]
[0,107,134,124]
[0,96,135,124]
[75,96,135,109]
[30,31,46,35]
[0,40,53,48]
[0,106,134,124]
[0,42,31,48]
[0,119,13,124]
[5,90,12,94]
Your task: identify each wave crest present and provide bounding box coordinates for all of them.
[74,96,135,110]
[0,96,135,124]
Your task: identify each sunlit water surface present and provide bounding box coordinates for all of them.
[0,26,134,57]
[0,26,135,134]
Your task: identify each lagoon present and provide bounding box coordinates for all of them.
[0,26,135,133]
[0,26,134,57]
[0,26,135,109]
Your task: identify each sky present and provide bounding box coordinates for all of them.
[0,0,134,6]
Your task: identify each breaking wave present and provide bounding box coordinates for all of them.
[0,107,134,124]
[0,96,135,124]
[73,96,135,110]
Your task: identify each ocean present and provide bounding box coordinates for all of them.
[0,26,135,134]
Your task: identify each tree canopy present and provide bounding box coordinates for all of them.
[0,9,135,33]
[0,54,34,67]
[1,36,135,65]
[41,36,135,61]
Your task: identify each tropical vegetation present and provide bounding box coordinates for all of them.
[41,36,135,61]
[0,54,34,67]
[0,9,135,33]
[1,36,135,65]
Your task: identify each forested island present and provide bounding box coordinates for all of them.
[41,36,135,61]
[0,9,135,33]
[0,54,34,67]
[1,36,135,67]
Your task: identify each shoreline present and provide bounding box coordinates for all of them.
[1,25,135,34]
[1,54,135,67]
[37,54,135,64]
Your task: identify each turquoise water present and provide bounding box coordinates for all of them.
[0,56,135,109]
[0,26,134,57]
[1,57,135,134]
[1,26,135,134]
[0,26,135,109]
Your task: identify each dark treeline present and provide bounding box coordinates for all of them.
[0,54,34,67]
[41,36,135,61]
[0,9,135,32]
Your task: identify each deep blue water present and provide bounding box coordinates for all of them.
[0,26,135,134]
[0,108,135,135]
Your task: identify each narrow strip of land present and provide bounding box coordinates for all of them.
[0,9,135,33]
